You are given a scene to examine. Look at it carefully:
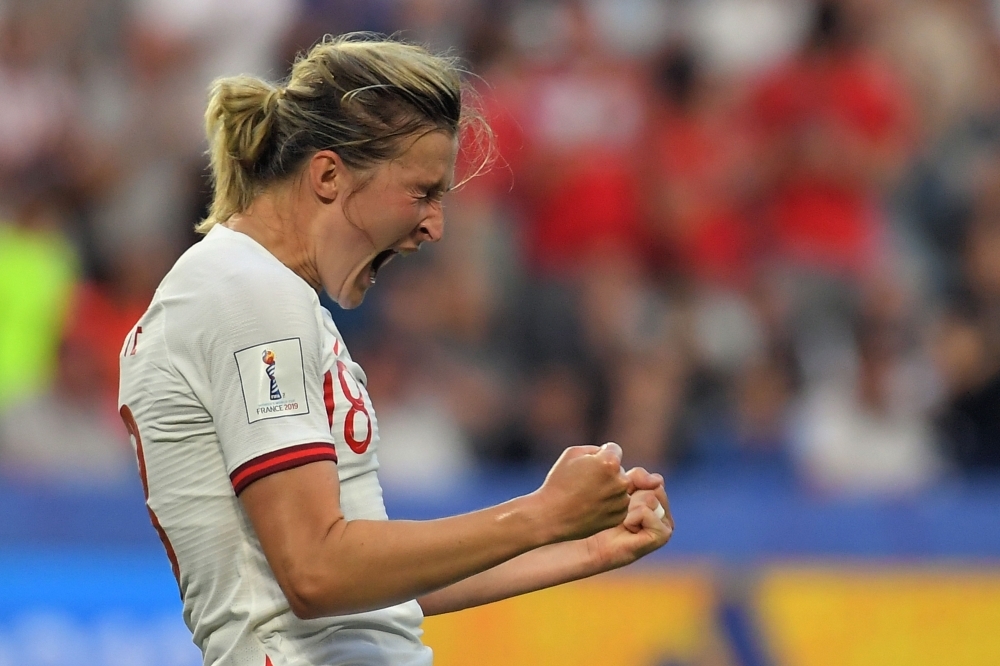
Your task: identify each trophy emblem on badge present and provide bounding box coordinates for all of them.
[262,349,281,400]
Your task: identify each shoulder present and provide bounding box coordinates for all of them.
[156,226,326,364]
[162,225,319,316]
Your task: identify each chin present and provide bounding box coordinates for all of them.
[335,288,367,310]
[338,297,364,310]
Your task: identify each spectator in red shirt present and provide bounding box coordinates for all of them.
[501,1,650,277]
[749,0,915,277]
[645,46,758,288]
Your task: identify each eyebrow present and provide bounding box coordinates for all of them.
[422,178,453,194]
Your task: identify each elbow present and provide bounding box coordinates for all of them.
[272,521,374,618]
[285,583,322,620]
[287,592,323,621]
[289,601,319,621]
[282,566,335,620]
[283,566,365,619]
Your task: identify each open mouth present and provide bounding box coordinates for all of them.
[368,249,398,284]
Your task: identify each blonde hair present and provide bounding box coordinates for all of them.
[199,33,487,233]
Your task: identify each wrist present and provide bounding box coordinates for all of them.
[583,532,619,575]
[584,528,639,574]
[506,491,557,549]
[580,534,611,577]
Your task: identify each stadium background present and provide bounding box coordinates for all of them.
[1,0,1000,664]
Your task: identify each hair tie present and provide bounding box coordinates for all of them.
[265,87,284,114]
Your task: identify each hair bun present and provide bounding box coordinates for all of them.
[203,76,282,219]
[198,33,489,234]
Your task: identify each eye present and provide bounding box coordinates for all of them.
[420,188,445,204]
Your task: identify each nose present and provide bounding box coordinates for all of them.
[417,207,444,244]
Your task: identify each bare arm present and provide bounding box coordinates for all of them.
[240,445,630,619]
[418,474,674,616]
[415,538,596,616]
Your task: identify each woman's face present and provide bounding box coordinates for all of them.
[320,130,458,309]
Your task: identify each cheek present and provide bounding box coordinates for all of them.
[349,182,421,245]
[370,203,420,244]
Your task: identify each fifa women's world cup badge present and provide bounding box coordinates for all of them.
[235,339,310,423]
[262,349,282,400]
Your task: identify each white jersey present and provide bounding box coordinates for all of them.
[118,224,431,666]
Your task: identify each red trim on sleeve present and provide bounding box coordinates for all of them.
[230,442,338,495]
[323,370,334,428]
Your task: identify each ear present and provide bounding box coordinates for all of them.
[307,150,347,204]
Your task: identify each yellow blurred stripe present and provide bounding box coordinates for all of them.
[756,566,1000,666]
[423,567,724,666]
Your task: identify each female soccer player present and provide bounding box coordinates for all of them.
[118,34,673,666]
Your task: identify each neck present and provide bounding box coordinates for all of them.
[224,182,374,296]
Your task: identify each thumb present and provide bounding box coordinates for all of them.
[598,442,623,463]
[561,445,601,461]
[595,442,624,474]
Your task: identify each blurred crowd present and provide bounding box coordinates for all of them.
[2,0,1000,496]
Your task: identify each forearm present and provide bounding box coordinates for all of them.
[285,497,548,618]
[417,538,600,616]
[418,484,677,616]
[243,447,633,620]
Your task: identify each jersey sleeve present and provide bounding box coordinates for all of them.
[171,267,337,495]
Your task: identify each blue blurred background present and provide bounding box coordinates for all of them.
[2,0,1000,664]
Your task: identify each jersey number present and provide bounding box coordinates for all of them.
[123,326,142,357]
[333,360,373,454]
[120,404,182,592]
